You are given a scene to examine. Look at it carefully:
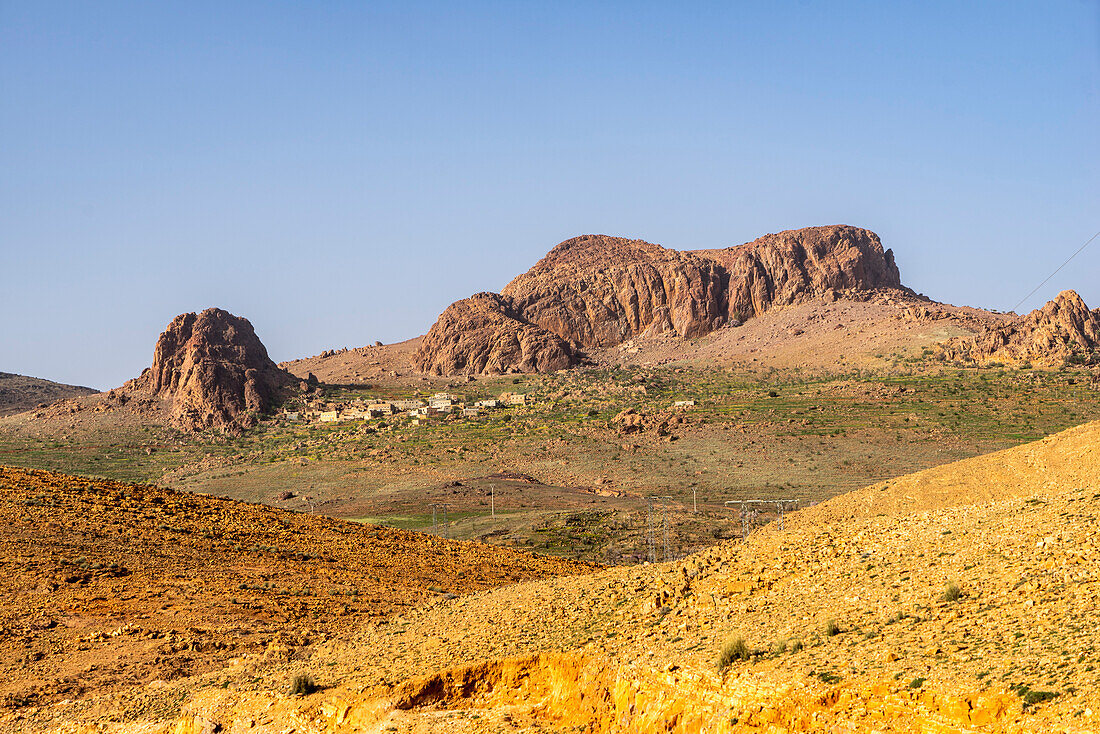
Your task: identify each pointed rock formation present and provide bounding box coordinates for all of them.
[416,225,905,375]
[130,308,295,431]
[940,291,1100,365]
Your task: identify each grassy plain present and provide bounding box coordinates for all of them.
[2,362,1098,562]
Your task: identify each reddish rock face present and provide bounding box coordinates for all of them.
[956,291,1100,365]
[693,225,901,320]
[134,308,294,431]
[417,225,904,375]
[413,293,577,376]
[502,235,729,347]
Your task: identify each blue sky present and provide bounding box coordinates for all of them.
[2,1,1098,389]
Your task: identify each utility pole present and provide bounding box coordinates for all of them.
[724,499,799,539]
[430,503,449,539]
[491,483,495,518]
[645,496,673,563]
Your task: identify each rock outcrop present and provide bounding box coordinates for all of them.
[416,225,904,375]
[502,235,730,347]
[938,291,1100,365]
[693,224,902,320]
[414,293,577,376]
[129,308,295,431]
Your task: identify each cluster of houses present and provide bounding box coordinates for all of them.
[283,392,530,425]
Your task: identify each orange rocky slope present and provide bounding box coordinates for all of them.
[0,466,593,727]
[155,419,1100,733]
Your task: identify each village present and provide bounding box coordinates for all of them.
[280,391,532,426]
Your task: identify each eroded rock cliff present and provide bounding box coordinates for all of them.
[413,293,578,376]
[694,224,901,319]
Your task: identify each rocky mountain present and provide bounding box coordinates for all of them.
[0,373,97,417]
[126,307,296,431]
[414,225,904,375]
[413,292,577,376]
[937,290,1100,366]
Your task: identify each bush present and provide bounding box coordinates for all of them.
[942,581,962,602]
[908,677,926,689]
[824,619,841,637]
[717,636,751,672]
[290,674,317,696]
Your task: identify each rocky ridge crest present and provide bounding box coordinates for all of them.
[415,225,904,375]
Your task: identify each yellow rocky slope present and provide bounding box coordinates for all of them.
[19,419,1100,733]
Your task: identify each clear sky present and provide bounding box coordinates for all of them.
[2,1,1098,390]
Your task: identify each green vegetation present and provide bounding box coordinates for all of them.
[2,362,1098,564]
[290,673,317,696]
[717,636,751,671]
[1011,683,1058,710]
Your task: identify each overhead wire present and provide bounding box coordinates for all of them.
[1010,229,1100,313]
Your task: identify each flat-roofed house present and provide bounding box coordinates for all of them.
[319,410,339,423]
[429,393,458,409]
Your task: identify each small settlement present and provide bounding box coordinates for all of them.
[284,392,532,426]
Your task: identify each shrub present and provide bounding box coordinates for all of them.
[790,639,804,653]
[717,636,751,672]
[290,674,317,696]
[908,677,926,689]
[942,581,962,602]
[824,619,841,637]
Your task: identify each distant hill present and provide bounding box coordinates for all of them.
[0,372,97,417]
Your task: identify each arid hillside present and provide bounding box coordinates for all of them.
[0,372,97,417]
[48,417,1099,734]
[0,466,593,725]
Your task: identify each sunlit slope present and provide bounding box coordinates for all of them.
[802,417,1100,524]
[0,466,594,717]
[166,419,1100,734]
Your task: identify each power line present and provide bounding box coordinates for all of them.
[1011,229,1100,313]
